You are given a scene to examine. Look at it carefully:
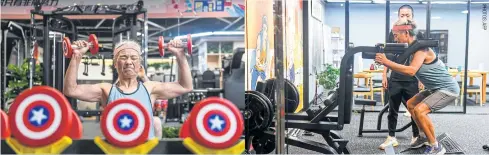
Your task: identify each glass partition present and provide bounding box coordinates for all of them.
[428,0,468,113]
[465,0,488,113]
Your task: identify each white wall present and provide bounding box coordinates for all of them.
[307,0,328,103]
[467,4,489,73]
[233,41,245,50]
[324,3,489,84]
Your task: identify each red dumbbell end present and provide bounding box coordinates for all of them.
[63,37,73,58]
[187,34,192,56]
[88,34,99,55]
[158,36,165,57]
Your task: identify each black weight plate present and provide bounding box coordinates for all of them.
[262,78,300,113]
[252,128,276,154]
[286,79,300,112]
[245,91,273,132]
[249,90,275,127]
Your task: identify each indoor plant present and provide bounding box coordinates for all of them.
[162,126,181,138]
[317,64,340,93]
[4,59,43,112]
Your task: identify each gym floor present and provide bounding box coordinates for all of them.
[80,99,489,154]
[284,99,489,154]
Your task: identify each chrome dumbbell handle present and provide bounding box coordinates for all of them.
[71,43,94,49]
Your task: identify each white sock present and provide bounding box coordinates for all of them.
[431,141,438,147]
[419,131,426,137]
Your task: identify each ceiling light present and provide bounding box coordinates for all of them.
[423,1,467,4]
[373,0,386,4]
[472,1,489,4]
[431,16,442,19]
[350,0,372,3]
[461,10,468,14]
[327,0,346,2]
[173,31,244,40]
[391,1,420,4]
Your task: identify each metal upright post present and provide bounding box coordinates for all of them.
[170,57,174,81]
[131,15,138,40]
[2,30,6,109]
[43,16,51,86]
[29,14,35,88]
[143,12,148,70]
[345,0,350,52]
[385,0,390,42]
[52,32,56,89]
[426,0,431,39]
[273,0,285,154]
[463,0,471,114]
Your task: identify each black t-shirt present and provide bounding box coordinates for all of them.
[386,31,425,82]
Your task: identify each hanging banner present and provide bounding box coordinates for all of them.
[1,0,245,19]
[284,0,304,113]
[245,0,274,91]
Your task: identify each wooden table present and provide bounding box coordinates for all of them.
[363,69,384,74]
[449,70,488,103]
[364,69,488,103]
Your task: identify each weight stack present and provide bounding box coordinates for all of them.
[165,99,181,121]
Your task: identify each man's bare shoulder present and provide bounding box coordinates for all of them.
[99,83,113,91]
[143,81,158,91]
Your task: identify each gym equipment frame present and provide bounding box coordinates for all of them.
[29,0,148,111]
[250,40,441,154]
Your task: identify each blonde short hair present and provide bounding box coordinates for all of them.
[393,19,417,37]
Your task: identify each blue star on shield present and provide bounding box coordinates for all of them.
[208,114,226,132]
[29,106,49,127]
[117,114,134,131]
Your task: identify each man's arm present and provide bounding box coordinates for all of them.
[382,66,388,78]
[63,53,107,102]
[150,54,193,100]
[383,50,427,76]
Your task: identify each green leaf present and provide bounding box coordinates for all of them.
[162,126,181,138]
[317,64,340,89]
[5,60,44,110]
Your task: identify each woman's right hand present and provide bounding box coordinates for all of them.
[382,76,388,89]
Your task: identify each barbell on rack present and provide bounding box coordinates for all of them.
[158,34,193,57]
[63,34,100,58]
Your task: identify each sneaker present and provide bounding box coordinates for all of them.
[423,143,446,155]
[410,136,430,148]
[379,136,399,150]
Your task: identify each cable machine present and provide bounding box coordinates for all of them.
[30,0,148,111]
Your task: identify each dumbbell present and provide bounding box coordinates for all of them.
[158,34,193,57]
[63,34,100,58]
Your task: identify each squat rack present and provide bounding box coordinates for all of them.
[29,0,148,110]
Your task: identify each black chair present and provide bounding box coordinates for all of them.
[201,70,217,89]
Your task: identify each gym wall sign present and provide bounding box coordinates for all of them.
[483,4,487,30]
[1,0,58,6]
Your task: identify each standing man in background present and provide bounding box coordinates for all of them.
[379,4,426,150]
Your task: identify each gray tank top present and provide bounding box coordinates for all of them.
[415,56,460,94]
[107,82,155,139]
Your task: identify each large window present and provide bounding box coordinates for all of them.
[207,41,234,54]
